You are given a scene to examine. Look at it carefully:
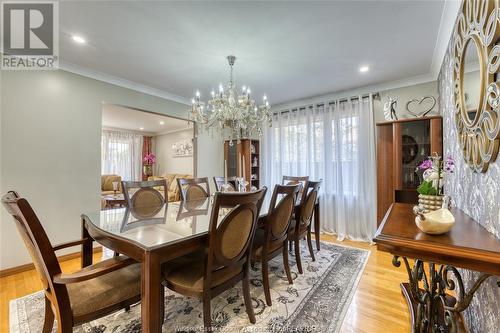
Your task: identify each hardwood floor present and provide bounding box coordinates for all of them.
[0,235,410,332]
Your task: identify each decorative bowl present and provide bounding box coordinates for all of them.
[413,206,455,235]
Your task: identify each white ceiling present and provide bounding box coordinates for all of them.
[102,104,192,135]
[59,1,450,105]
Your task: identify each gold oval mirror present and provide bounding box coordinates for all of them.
[453,0,500,173]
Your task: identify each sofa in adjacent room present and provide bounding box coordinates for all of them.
[101,174,122,195]
[148,174,193,202]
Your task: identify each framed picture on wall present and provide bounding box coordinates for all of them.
[171,139,193,157]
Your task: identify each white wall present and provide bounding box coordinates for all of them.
[374,80,439,122]
[0,69,223,269]
[155,129,194,175]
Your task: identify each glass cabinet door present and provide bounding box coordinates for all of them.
[227,142,238,177]
[400,120,430,189]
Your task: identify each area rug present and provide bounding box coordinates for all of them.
[10,242,369,333]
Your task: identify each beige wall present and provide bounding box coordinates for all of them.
[0,69,222,269]
[155,129,194,176]
[374,80,439,123]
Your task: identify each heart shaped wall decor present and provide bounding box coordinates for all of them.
[405,96,436,117]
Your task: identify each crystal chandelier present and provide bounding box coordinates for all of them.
[189,55,271,144]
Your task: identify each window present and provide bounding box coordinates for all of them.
[101,130,143,181]
[262,97,376,241]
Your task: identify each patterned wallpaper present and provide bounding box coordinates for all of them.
[438,31,500,332]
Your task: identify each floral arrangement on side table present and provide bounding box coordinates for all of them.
[143,153,156,176]
[415,153,454,211]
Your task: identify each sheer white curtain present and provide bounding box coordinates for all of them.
[262,95,377,242]
[101,130,143,181]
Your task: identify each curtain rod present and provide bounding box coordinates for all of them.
[274,92,380,115]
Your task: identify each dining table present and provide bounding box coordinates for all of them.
[80,192,320,333]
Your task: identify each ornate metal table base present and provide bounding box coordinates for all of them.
[392,256,499,333]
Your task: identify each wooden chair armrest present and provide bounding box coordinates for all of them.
[53,238,88,251]
[53,257,136,284]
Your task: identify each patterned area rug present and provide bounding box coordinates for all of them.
[10,242,369,333]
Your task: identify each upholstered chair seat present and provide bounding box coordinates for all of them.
[162,250,242,294]
[67,258,141,321]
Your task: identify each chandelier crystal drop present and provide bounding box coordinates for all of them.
[189,55,272,144]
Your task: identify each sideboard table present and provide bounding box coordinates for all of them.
[374,203,500,333]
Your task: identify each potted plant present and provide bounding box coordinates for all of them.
[143,153,156,176]
[415,153,454,212]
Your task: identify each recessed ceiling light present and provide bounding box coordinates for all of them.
[139,127,144,130]
[159,121,165,125]
[359,66,370,73]
[71,35,86,44]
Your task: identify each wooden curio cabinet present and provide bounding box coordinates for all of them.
[224,139,260,190]
[376,116,442,225]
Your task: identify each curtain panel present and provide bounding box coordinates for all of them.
[142,136,153,180]
[262,95,377,242]
[101,130,143,181]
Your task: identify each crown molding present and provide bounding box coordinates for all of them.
[58,60,191,106]
[430,0,461,78]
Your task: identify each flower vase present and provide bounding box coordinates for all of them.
[143,165,153,176]
[418,194,443,213]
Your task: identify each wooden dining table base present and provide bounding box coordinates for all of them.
[141,252,163,333]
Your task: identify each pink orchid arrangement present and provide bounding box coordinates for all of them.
[415,154,454,195]
[143,153,156,165]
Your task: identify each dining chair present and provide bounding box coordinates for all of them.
[288,180,321,274]
[1,191,142,333]
[116,180,168,257]
[177,177,211,201]
[121,179,167,218]
[120,204,168,232]
[282,175,309,203]
[176,196,210,220]
[161,188,267,331]
[213,176,238,192]
[304,179,323,251]
[251,184,300,306]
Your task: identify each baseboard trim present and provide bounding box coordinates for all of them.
[0,247,103,278]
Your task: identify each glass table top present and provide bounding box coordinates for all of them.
[83,194,275,250]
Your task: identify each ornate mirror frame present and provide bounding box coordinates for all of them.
[453,0,500,172]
